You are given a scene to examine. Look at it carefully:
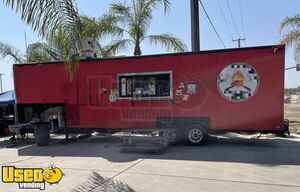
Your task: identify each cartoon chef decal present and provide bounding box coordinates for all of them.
[217,63,259,102]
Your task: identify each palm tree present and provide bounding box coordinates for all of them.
[280,14,300,61]
[44,14,128,74]
[3,0,81,42]
[2,0,173,76]
[0,13,123,74]
[103,0,187,56]
[0,42,24,63]
[0,42,56,63]
[79,15,125,58]
[2,0,82,77]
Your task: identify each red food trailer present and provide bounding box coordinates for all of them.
[13,45,288,145]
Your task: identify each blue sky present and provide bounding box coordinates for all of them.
[0,0,299,91]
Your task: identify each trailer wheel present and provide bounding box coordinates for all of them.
[185,126,207,145]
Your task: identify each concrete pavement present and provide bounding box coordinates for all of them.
[0,133,300,192]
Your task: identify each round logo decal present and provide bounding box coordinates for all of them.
[217,63,259,102]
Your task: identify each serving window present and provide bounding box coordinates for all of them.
[118,71,172,100]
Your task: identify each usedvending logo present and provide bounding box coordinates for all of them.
[217,63,259,102]
[2,165,63,190]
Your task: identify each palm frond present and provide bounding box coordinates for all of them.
[280,30,300,45]
[94,41,118,58]
[4,0,82,77]
[137,0,170,25]
[65,53,80,80]
[160,0,171,13]
[81,14,124,39]
[138,0,171,14]
[96,43,110,58]
[48,27,80,79]
[3,0,80,38]
[110,1,133,25]
[0,42,24,63]
[134,0,171,39]
[100,15,125,38]
[105,39,133,56]
[136,0,153,28]
[132,0,151,39]
[107,0,181,55]
[43,46,62,61]
[26,42,55,62]
[48,28,70,59]
[80,16,101,38]
[279,13,300,63]
[145,34,187,53]
[280,14,300,33]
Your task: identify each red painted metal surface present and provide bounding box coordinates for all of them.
[14,45,285,131]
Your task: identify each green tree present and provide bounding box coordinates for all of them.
[0,42,24,63]
[3,0,82,77]
[0,14,122,63]
[26,42,54,62]
[0,42,55,63]
[105,0,187,56]
[2,0,174,75]
[3,0,81,44]
[280,14,300,61]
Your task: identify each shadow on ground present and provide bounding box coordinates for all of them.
[73,172,135,192]
[1,133,300,166]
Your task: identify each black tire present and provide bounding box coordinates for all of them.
[185,125,207,145]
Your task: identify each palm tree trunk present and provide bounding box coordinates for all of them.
[134,43,142,56]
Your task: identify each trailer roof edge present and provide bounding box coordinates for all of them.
[13,44,285,66]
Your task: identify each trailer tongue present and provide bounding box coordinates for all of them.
[13,45,287,146]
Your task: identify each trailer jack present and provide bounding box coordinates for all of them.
[284,119,290,136]
[276,120,291,137]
